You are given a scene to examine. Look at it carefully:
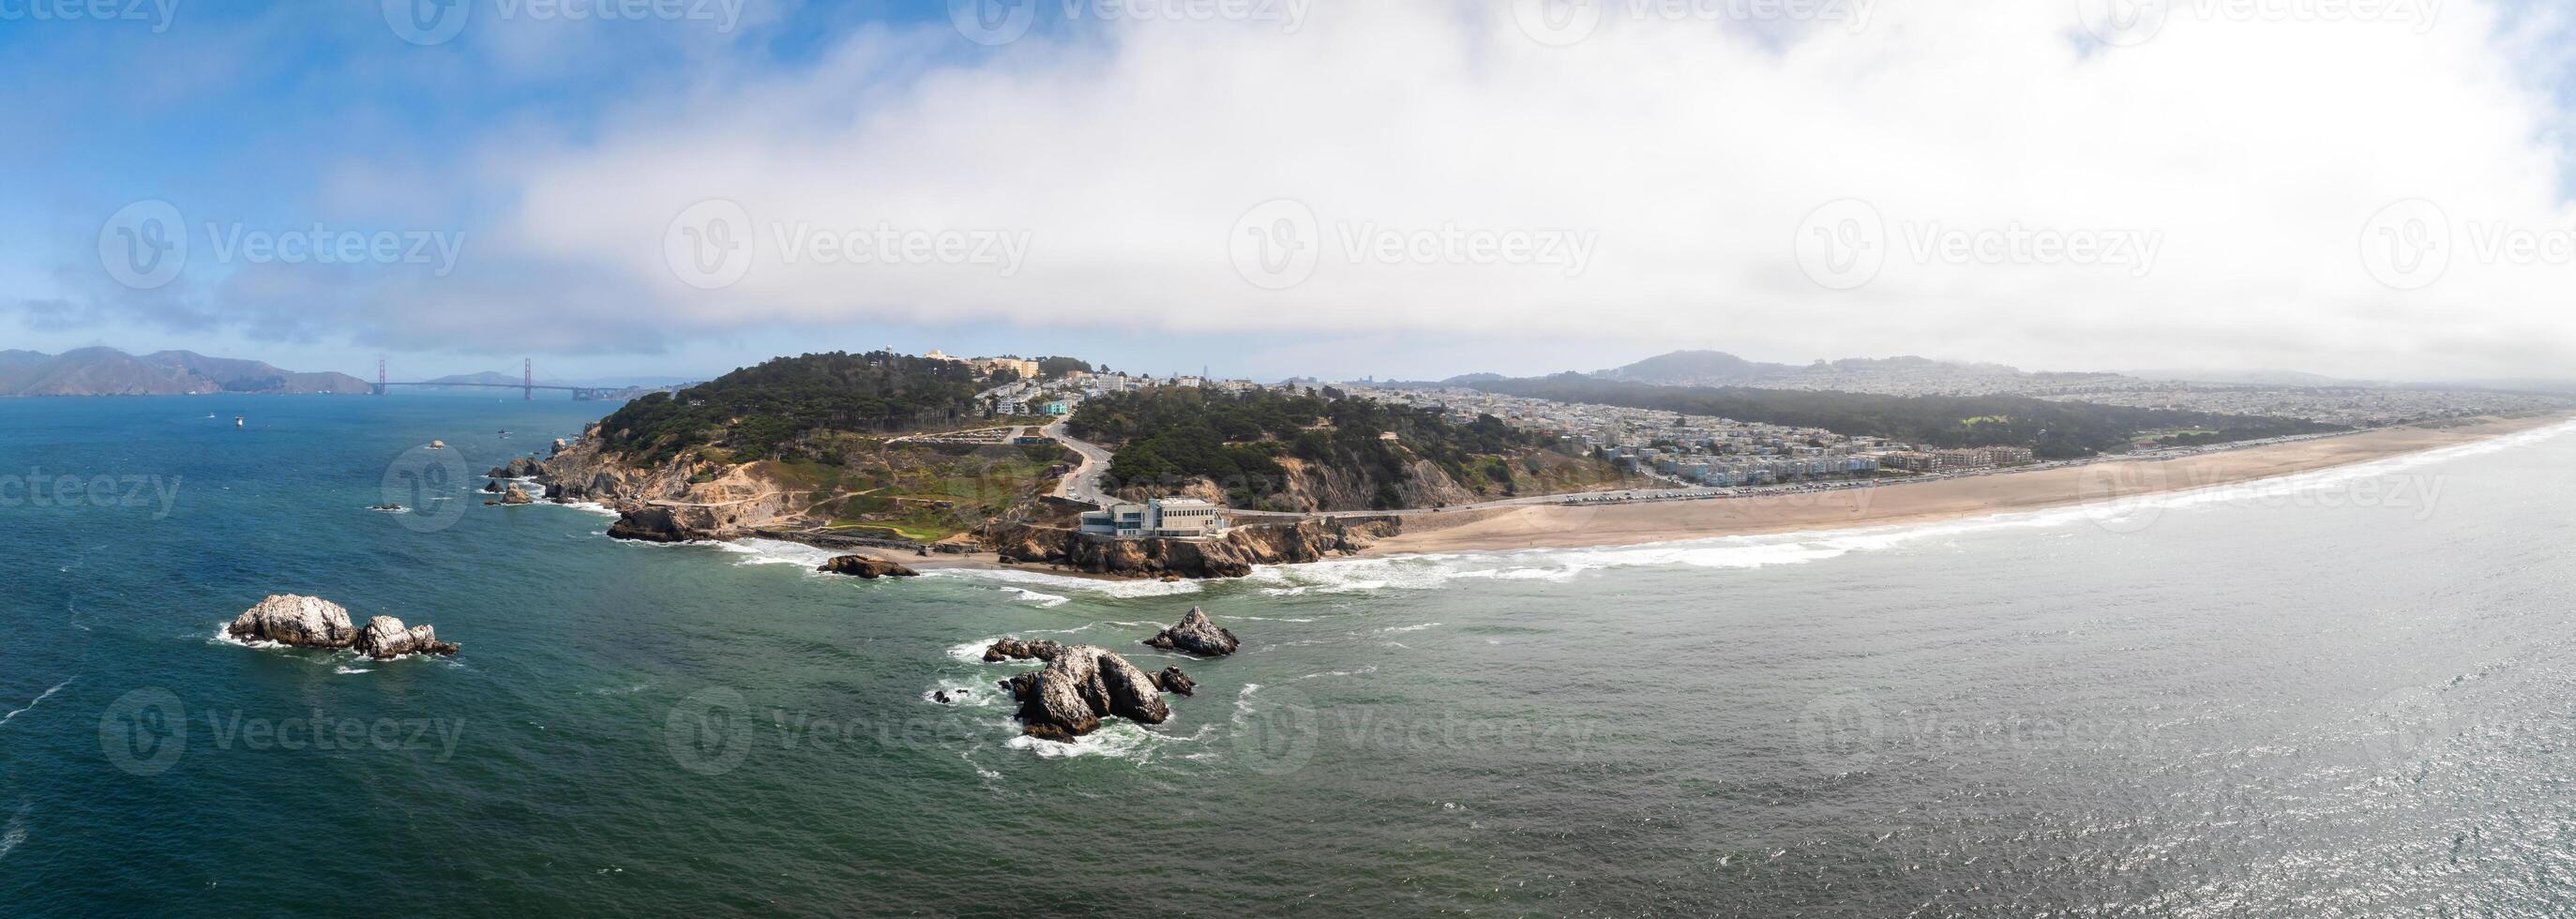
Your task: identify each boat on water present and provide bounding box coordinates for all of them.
[233,415,245,428]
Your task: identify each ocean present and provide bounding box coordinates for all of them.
[3,394,2573,916]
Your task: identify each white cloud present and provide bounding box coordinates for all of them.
[253,3,2576,376]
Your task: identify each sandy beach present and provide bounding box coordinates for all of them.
[1364,414,2572,556]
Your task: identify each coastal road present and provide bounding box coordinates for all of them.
[1045,419,1115,507]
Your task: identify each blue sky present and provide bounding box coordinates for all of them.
[7,1,2575,384]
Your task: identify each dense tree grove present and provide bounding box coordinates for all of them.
[598,352,989,463]
[1069,386,1544,507]
[1474,374,2340,459]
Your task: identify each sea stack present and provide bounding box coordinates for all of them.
[1145,607,1240,656]
[499,486,534,505]
[817,554,920,579]
[226,595,358,648]
[1001,645,1171,741]
[223,595,458,658]
[353,615,460,659]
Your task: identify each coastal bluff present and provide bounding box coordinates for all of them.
[534,420,1400,580]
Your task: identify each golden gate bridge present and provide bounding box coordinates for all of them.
[369,358,625,400]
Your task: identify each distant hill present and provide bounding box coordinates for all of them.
[0,348,369,396]
[1595,350,2051,388]
[1598,350,1800,384]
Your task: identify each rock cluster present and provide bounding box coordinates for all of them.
[983,638,1064,662]
[500,486,534,505]
[1152,666,1197,696]
[487,457,544,478]
[816,554,919,579]
[354,615,459,659]
[224,595,459,658]
[1000,645,1174,741]
[1145,607,1240,656]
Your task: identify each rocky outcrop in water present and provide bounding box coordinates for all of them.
[607,506,691,543]
[983,638,1065,663]
[226,595,458,659]
[353,615,459,659]
[488,456,544,478]
[817,554,919,579]
[1152,666,1197,696]
[499,486,534,505]
[1000,645,1171,741]
[1146,607,1240,656]
[226,595,358,648]
[985,517,1399,580]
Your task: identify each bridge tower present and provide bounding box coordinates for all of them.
[376,357,386,396]
[523,358,534,400]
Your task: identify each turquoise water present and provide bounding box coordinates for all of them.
[5,395,2576,915]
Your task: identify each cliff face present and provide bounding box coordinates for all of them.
[985,518,1400,580]
[1112,456,1478,514]
[539,427,801,541]
[1271,456,1476,512]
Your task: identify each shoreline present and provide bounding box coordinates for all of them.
[1358,414,2571,558]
